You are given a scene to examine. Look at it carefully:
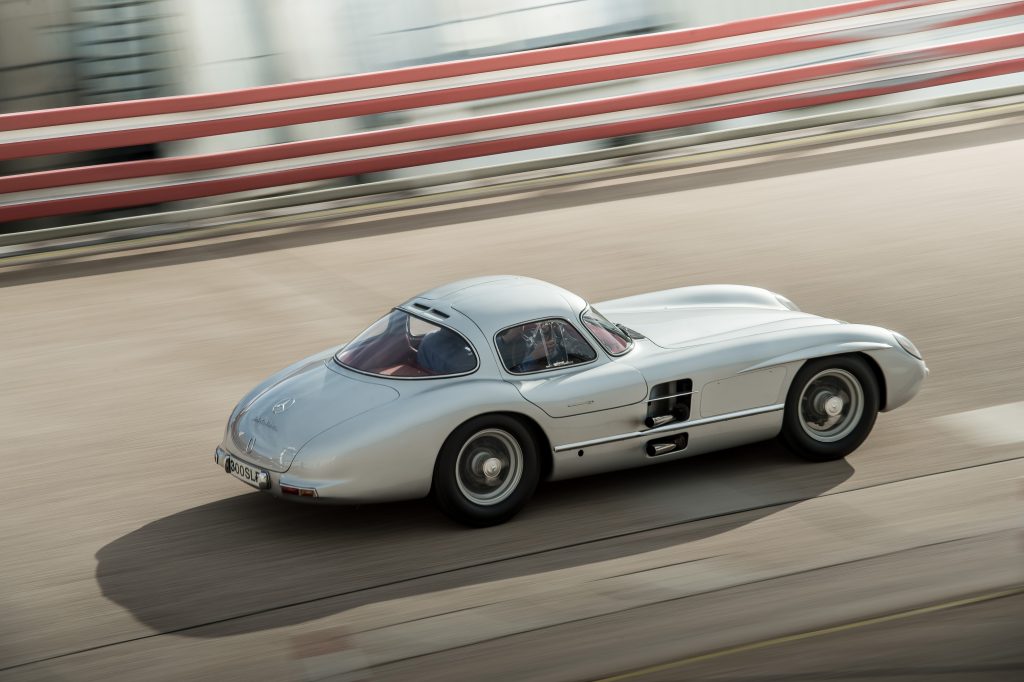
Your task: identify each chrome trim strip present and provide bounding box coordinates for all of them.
[647,390,697,402]
[553,403,785,452]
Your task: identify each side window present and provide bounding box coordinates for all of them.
[407,314,437,338]
[496,319,597,374]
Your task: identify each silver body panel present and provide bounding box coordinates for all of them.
[216,277,927,502]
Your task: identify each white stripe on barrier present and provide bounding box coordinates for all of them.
[4,45,1019,206]
[3,47,1022,207]
[3,86,1021,249]
[0,0,1013,144]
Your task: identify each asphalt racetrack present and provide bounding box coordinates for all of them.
[1,113,1022,680]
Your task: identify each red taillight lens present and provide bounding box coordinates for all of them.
[281,484,317,498]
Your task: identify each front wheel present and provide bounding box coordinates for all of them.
[432,415,539,526]
[780,355,880,462]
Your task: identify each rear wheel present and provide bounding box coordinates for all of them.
[780,355,879,462]
[432,415,539,526]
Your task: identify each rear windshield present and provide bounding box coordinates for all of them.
[335,309,477,377]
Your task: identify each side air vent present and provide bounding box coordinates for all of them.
[411,302,450,319]
[645,379,693,428]
[646,433,688,457]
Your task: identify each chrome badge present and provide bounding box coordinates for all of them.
[273,398,296,414]
[245,436,256,454]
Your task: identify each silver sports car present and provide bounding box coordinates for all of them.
[215,276,927,525]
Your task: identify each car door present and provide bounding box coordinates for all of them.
[495,318,647,418]
[511,361,647,418]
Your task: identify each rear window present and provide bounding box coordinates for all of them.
[496,318,596,374]
[336,309,477,377]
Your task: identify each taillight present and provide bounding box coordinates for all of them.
[281,484,318,498]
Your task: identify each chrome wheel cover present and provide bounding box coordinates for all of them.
[455,428,524,506]
[798,368,864,443]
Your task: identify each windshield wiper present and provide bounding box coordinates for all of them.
[616,322,645,340]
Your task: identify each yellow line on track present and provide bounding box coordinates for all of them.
[591,586,1024,682]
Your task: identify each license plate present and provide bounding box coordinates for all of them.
[227,457,264,488]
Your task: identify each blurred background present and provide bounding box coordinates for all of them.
[2,0,1021,217]
[1,2,1022,680]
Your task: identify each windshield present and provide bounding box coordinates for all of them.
[581,307,633,355]
[335,309,477,377]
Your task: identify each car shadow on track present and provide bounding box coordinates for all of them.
[95,440,853,638]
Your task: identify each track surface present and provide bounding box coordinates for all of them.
[1,116,1022,681]
[601,590,1024,682]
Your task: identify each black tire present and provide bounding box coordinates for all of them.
[432,415,540,527]
[780,355,880,462]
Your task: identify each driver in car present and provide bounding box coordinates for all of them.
[502,320,592,373]
[418,327,476,374]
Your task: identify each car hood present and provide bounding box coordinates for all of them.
[607,306,835,349]
[229,360,398,472]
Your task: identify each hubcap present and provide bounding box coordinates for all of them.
[455,429,523,506]
[798,368,864,443]
[481,457,503,480]
[824,395,844,417]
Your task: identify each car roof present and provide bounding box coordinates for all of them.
[404,276,588,335]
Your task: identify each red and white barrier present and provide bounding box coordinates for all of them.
[1,0,1022,223]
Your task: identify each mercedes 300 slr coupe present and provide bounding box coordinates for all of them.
[215,276,927,526]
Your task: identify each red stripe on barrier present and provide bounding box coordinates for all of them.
[3,56,1021,222]
[3,30,1021,191]
[5,7,1024,163]
[0,0,938,132]
[0,35,856,160]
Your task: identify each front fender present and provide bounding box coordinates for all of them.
[863,345,928,411]
[737,325,926,412]
[739,341,893,374]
